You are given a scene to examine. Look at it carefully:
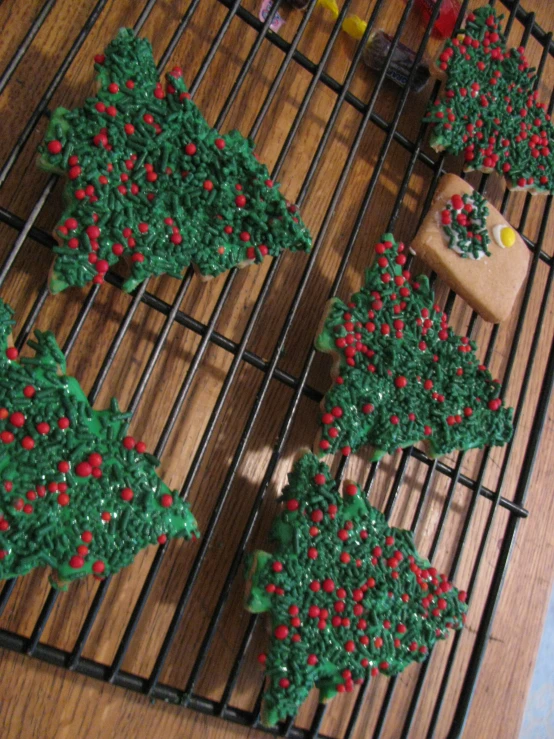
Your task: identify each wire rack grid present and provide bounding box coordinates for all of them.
[0,0,553,738]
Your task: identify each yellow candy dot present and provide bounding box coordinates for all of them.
[501,227,516,248]
[318,0,339,20]
[342,15,367,40]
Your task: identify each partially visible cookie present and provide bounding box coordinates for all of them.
[425,6,554,194]
[245,452,467,727]
[0,299,199,585]
[411,174,530,323]
[314,233,513,460]
[38,29,311,294]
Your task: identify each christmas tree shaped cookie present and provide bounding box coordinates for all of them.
[245,452,467,727]
[315,233,513,460]
[425,6,554,194]
[0,300,199,584]
[38,29,311,294]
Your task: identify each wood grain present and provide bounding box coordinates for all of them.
[0,1,553,738]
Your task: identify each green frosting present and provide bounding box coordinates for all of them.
[245,452,467,727]
[440,191,490,259]
[0,299,199,585]
[425,7,554,193]
[315,233,513,460]
[38,29,311,293]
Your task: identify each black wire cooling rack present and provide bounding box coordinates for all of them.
[0,0,553,737]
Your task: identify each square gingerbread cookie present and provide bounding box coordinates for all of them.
[411,174,530,323]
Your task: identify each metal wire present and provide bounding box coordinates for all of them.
[0,1,552,738]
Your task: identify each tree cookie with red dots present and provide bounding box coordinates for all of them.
[38,29,311,294]
[425,6,554,194]
[245,452,467,727]
[0,299,199,585]
[314,232,513,460]
[411,175,529,323]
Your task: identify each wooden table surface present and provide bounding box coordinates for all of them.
[0,1,553,737]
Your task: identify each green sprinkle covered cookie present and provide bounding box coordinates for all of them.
[425,6,554,193]
[0,300,199,584]
[245,452,467,727]
[315,233,513,460]
[38,29,311,293]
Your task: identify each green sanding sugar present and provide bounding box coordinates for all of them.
[38,29,311,293]
[440,190,491,259]
[315,233,513,459]
[245,452,467,727]
[0,299,199,585]
[425,6,554,193]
